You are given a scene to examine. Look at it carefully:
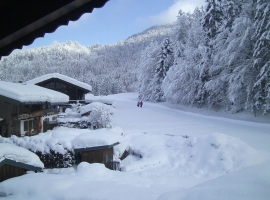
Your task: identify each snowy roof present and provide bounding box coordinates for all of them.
[0,127,123,154]
[0,143,44,168]
[27,73,92,92]
[72,128,121,150]
[0,81,69,104]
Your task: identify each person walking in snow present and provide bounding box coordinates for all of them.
[137,102,140,107]
[140,101,143,107]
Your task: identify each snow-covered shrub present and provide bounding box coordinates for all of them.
[88,104,113,129]
[58,102,114,129]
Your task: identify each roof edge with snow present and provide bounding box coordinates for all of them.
[74,142,120,152]
[27,73,92,92]
[0,158,43,172]
[0,81,69,104]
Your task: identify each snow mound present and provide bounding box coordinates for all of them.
[0,143,44,168]
[119,132,270,177]
[157,161,270,200]
[75,162,152,187]
[176,132,270,176]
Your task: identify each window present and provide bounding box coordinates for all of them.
[33,118,37,130]
[24,121,28,131]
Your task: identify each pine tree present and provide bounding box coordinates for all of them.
[138,41,160,101]
[163,8,205,105]
[199,0,223,107]
[205,0,243,110]
[252,0,270,114]
[149,37,174,102]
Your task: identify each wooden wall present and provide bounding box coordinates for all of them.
[78,148,113,165]
[0,164,27,182]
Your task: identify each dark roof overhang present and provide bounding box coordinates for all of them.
[0,158,43,172]
[36,77,91,93]
[74,142,120,152]
[0,0,109,59]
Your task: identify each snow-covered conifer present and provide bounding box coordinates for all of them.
[252,0,270,114]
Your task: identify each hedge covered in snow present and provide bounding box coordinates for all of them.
[0,127,123,168]
[58,102,114,129]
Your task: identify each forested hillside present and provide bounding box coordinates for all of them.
[0,25,172,95]
[138,0,270,116]
[0,0,269,116]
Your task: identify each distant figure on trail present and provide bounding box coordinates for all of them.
[140,101,143,107]
[137,102,140,107]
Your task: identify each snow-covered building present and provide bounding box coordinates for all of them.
[0,81,69,137]
[0,143,44,182]
[74,142,120,170]
[72,128,120,170]
[27,73,92,101]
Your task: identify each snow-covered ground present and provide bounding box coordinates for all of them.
[1,93,270,200]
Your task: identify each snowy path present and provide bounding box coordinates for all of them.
[112,93,270,151]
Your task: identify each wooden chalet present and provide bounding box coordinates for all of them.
[74,142,120,170]
[0,81,69,137]
[0,143,43,182]
[27,73,92,101]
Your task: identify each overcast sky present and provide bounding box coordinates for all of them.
[23,0,205,49]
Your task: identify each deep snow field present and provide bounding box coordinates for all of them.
[1,93,270,200]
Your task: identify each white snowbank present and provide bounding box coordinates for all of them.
[118,132,270,177]
[157,161,270,200]
[0,81,69,103]
[0,143,44,168]
[26,73,92,92]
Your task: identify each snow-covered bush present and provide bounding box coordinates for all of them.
[0,127,122,168]
[58,102,114,129]
[87,103,114,129]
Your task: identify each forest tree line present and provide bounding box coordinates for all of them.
[138,0,270,115]
[0,25,171,96]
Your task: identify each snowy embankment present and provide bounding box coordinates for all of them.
[0,93,270,200]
